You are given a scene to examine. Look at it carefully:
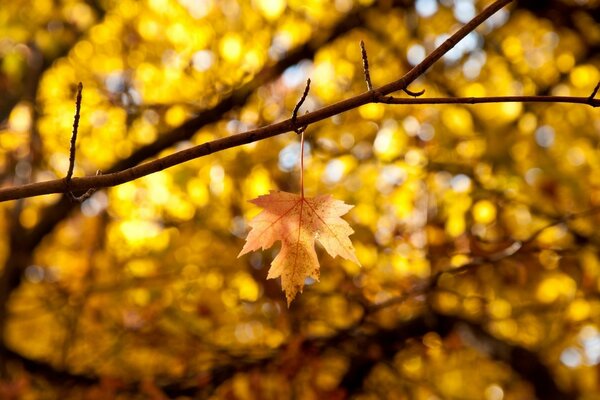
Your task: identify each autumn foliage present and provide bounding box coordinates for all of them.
[0,0,599,399]
[239,190,359,305]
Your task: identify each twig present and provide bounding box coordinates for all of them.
[378,94,600,106]
[67,170,102,203]
[360,40,424,97]
[359,40,373,91]
[64,83,97,203]
[66,82,83,183]
[589,81,600,102]
[292,79,311,134]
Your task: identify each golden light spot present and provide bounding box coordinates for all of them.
[401,355,423,378]
[165,105,187,127]
[167,197,196,221]
[166,23,187,46]
[570,65,599,89]
[359,103,385,120]
[568,299,590,321]
[9,102,32,132]
[219,33,243,62]
[556,52,575,73]
[73,40,94,61]
[472,200,496,224]
[518,113,537,134]
[187,178,209,207]
[126,259,156,277]
[355,243,378,268]
[119,220,166,247]
[536,225,567,246]
[130,289,151,306]
[488,299,511,319]
[206,271,223,289]
[423,332,441,348]
[456,139,485,159]
[231,273,259,302]
[463,82,486,97]
[537,274,576,303]
[446,214,466,237]
[244,167,271,199]
[450,254,469,267]
[392,254,409,275]
[373,124,405,161]
[498,102,522,121]
[435,291,459,312]
[137,17,161,40]
[442,106,473,136]
[19,207,39,229]
[254,0,286,20]
[501,36,522,60]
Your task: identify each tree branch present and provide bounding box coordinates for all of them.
[0,90,595,202]
[0,0,532,202]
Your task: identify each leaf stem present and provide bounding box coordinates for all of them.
[300,130,305,199]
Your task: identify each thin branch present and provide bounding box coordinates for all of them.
[66,82,83,183]
[377,94,600,106]
[0,0,518,202]
[589,81,600,101]
[360,40,373,91]
[292,79,311,134]
[360,39,424,97]
[64,83,98,203]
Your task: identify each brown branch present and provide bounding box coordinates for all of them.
[0,91,595,202]
[359,40,373,91]
[66,82,83,183]
[0,0,534,203]
[291,79,311,134]
[377,94,600,106]
[64,83,97,203]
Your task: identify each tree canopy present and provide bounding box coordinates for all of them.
[0,0,599,398]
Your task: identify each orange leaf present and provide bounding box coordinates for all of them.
[239,191,360,305]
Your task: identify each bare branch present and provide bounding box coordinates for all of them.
[378,94,600,106]
[0,0,522,202]
[292,78,311,134]
[64,83,98,203]
[360,40,373,91]
[589,81,600,101]
[66,82,83,184]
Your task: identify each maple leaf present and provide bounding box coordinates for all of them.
[239,191,360,305]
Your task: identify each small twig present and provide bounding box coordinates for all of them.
[68,170,102,203]
[360,40,424,98]
[65,83,97,203]
[360,40,373,91]
[402,86,426,97]
[292,79,311,134]
[589,81,600,105]
[66,82,83,183]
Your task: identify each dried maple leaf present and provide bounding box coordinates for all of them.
[239,190,360,305]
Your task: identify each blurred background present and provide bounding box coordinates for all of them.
[0,0,599,398]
